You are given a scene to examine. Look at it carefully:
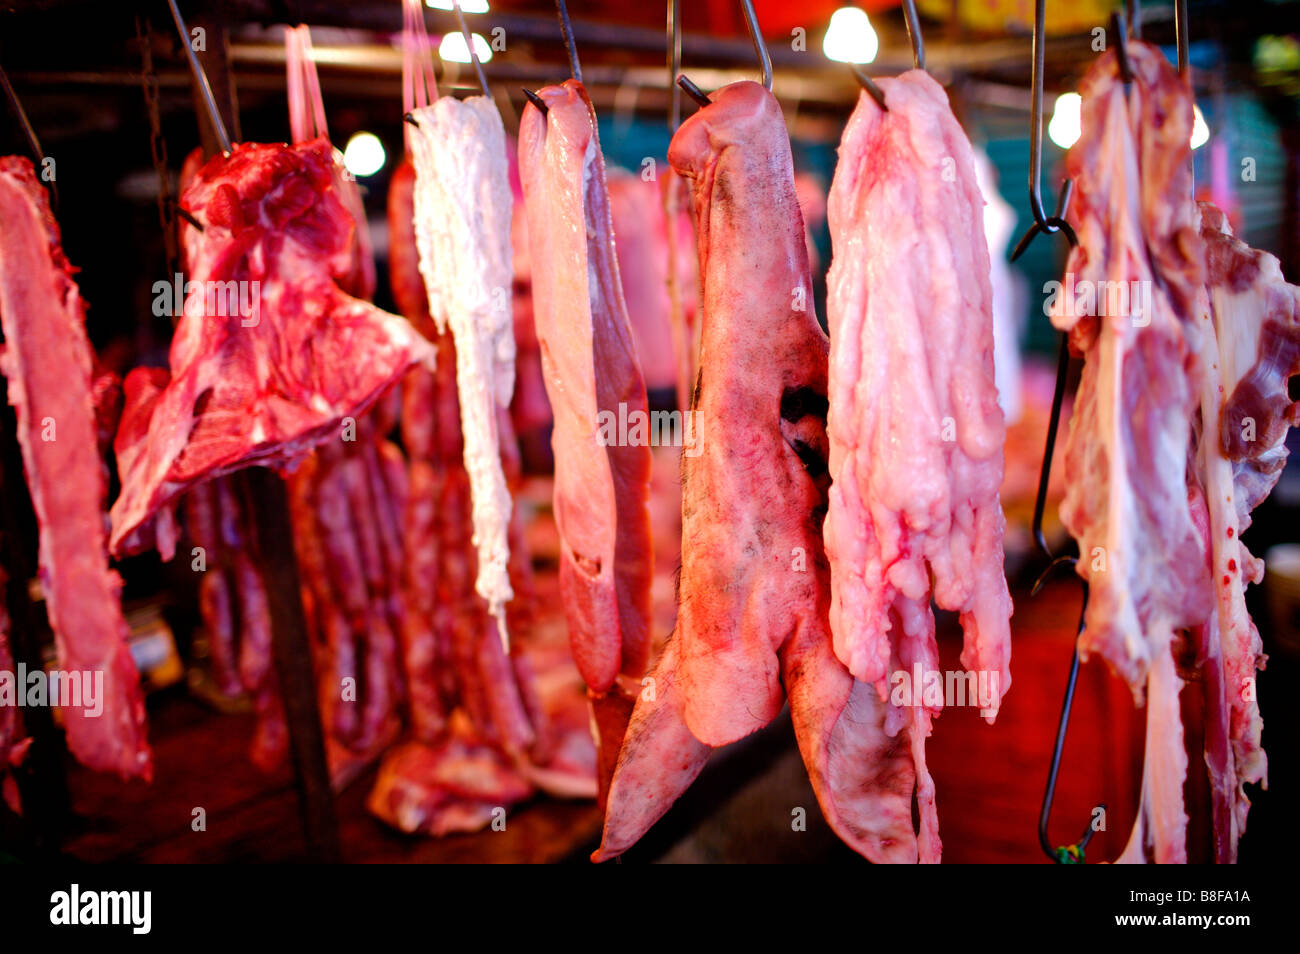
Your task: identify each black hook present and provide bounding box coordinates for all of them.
[556,0,582,84]
[1010,0,1102,866]
[522,88,549,115]
[901,0,926,72]
[403,111,420,127]
[676,75,711,109]
[1009,0,1077,263]
[851,67,888,112]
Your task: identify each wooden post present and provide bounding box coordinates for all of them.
[184,16,340,862]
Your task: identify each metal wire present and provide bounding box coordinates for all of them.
[739,0,772,91]
[166,0,231,154]
[556,0,582,83]
[902,0,926,72]
[453,0,490,97]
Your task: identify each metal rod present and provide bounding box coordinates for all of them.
[902,0,926,72]
[667,0,681,131]
[1175,0,1189,75]
[1112,11,1133,85]
[167,0,231,153]
[739,0,772,91]
[453,0,489,97]
[556,0,582,83]
[851,66,888,112]
[677,74,711,108]
[0,64,57,211]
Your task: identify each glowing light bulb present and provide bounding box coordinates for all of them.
[439,31,493,64]
[823,7,879,65]
[1191,104,1210,149]
[426,0,489,12]
[343,132,386,178]
[1048,92,1082,150]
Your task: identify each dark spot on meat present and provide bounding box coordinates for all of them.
[573,552,601,576]
[791,438,827,477]
[1227,527,1234,538]
[690,366,703,412]
[780,385,829,423]
[1227,558,1237,572]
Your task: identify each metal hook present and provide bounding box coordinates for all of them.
[901,0,926,72]
[556,0,582,84]
[676,75,711,109]
[1009,0,1077,262]
[0,63,58,212]
[1009,0,1103,866]
[166,0,231,155]
[739,0,772,91]
[851,67,888,112]
[522,88,549,116]
[453,0,490,98]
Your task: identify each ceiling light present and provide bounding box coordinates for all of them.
[823,7,878,65]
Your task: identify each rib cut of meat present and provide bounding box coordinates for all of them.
[1186,201,1298,862]
[1050,43,1207,864]
[109,138,433,558]
[518,80,653,693]
[408,96,517,643]
[823,72,1012,720]
[1052,45,1209,703]
[0,156,151,780]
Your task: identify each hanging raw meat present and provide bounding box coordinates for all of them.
[518,81,654,693]
[109,138,434,559]
[1187,201,1299,863]
[407,94,517,644]
[1051,43,1208,864]
[0,156,152,781]
[823,71,1012,708]
[819,71,1014,860]
[518,80,654,799]
[598,81,868,860]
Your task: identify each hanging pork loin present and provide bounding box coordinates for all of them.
[518,80,655,799]
[0,156,151,781]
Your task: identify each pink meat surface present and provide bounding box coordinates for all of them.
[109,138,433,558]
[823,73,1012,717]
[1052,43,1207,863]
[0,156,151,780]
[667,80,831,747]
[518,81,654,693]
[1185,201,1299,862]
